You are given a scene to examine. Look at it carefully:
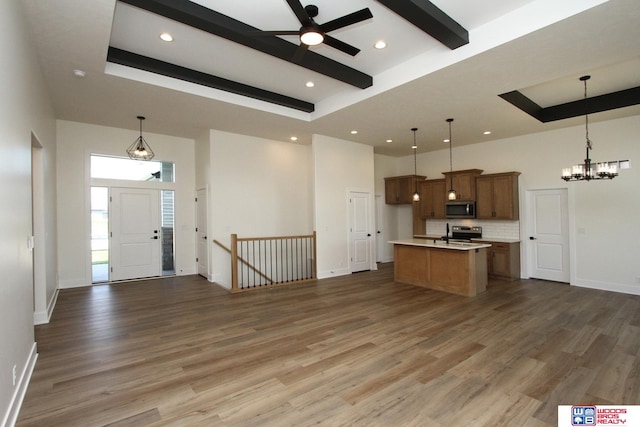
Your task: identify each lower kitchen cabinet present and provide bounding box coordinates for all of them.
[479,240,520,280]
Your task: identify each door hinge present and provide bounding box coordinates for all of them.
[195,197,198,202]
[195,227,198,232]
[110,267,113,273]
[196,257,199,263]
[109,196,112,202]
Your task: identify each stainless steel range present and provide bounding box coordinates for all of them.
[447,225,482,242]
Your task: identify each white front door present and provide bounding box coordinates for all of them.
[196,189,209,279]
[110,188,161,281]
[349,191,371,273]
[527,189,570,282]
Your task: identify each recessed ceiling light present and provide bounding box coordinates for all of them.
[160,32,174,42]
[483,131,492,135]
[443,139,450,143]
[305,81,315,88]
[290,136,298,141]
[72,69,86,78]
[386,139,393,143]
[374,40,387,49]
[350,130,358,135]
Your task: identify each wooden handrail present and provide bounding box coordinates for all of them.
[215,232,317,293]
[213,238,274,291]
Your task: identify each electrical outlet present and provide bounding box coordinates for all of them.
[12,365,16,386]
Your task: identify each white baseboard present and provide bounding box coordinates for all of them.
[34,288,59,325]
[317,267,350,279]
[2,343,38,427]
[573,278,640,296]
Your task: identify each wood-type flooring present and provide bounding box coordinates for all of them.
[16,263,640,426]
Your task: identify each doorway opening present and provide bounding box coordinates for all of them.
[90,187,175,283]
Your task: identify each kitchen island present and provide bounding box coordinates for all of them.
[389,239,491,296]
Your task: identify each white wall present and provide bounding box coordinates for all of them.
[206,130,313,287]
[388,115,640,294]
[0,0,57,424]
[56,121,197,288]
[313,135,376,278]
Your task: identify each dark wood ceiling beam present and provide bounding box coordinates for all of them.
[118,0,372,89]
[107,47,315,113]
[375,0,468,49]
[500,87,640,123]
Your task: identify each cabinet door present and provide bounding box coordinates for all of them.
[475,177,494,219]
[492,175,516,219]
[419,180,445,219]
[453,174,474,201]
[491,249,511,277]
[431,180,446,218]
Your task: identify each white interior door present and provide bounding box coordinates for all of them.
[110,188,161,281]
[349,191,371,273]
[528,189,570,282]
[196,189,209,279]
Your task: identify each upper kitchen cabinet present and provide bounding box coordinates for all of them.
[385,175,426,204]
[476,172,521,220]
[442,169,483,201]
[419,179,446,219]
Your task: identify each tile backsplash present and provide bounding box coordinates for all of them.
[425,219,520,240]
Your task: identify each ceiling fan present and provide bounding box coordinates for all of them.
[251,0,373,62]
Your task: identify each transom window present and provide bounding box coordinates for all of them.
[90,155,174,182]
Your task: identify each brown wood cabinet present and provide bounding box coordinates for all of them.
[478,240,520,280]
[419,179,446,219]
[442,169,483,201]
[475,172,520,219]
[385,175,426,204]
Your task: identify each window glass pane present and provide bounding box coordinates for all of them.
[161,190,175,276]
[91,155,174,182]
[91,187,109,283]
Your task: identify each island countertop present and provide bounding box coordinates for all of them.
[390,239,489,296]
[389,238,492,251]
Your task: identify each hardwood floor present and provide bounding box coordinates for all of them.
[17,263,640,426]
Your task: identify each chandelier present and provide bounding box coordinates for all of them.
[561,76,617,181]
[127,116,155,161]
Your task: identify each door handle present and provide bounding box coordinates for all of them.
[150,236,158,240]
[204,236,207,240]
[367,234,371,237]
[529,236,537,240]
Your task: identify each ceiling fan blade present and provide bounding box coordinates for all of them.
[320,8,373,33]
[248,30,301,37]
[323,35,360,56]
[286,0,310,25]
[291,43,309,63]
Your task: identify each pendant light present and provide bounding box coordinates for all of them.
[411,127,420,202]
[561,76,618,181]
[446,118,457,200]
[127,116,155,161]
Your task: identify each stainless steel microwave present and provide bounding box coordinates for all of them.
[445,201,476,218]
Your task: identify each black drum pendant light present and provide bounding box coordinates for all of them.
[446,118,457,200]
[411,127,420,202]
[127,116,155,161]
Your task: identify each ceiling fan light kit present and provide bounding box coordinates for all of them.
[300,27,324,46]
